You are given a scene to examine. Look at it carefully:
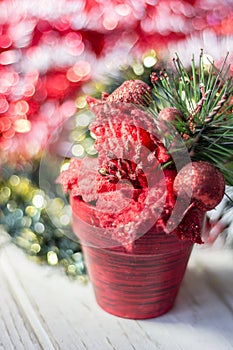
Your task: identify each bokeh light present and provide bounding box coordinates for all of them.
[0,0,232,165]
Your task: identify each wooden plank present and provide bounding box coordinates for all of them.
[1,244,159,350]
[0,247,57,349]
[0,256,42,349]
[0,236,233,350]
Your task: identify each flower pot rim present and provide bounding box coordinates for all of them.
[81,242,193,258]
[71,193,195,253]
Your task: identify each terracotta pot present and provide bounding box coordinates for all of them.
[71,195,203,319]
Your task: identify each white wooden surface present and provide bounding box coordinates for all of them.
[0,230,233,350]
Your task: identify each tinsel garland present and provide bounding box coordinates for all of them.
[1,0,233,165]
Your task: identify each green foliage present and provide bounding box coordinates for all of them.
[151,52,233,185]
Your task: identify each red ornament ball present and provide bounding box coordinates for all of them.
[158,107,183,123]
[173,161,225,211]
[107,80,152,106]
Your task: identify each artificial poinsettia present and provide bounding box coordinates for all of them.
[58,53,233,247]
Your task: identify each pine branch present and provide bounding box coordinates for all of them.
[151,52,233,185]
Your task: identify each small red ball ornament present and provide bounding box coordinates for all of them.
[173,161,225,211]
[158,107,183,123]
[106,80,152,106]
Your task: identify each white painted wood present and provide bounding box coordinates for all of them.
[0,228,233,350]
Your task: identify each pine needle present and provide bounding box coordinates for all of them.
[151,52,233,185]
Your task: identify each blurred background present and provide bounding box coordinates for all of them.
[1,0,233,278]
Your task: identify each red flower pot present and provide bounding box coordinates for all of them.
[71,194,204,319]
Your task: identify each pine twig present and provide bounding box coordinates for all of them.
[151,52,233,185]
